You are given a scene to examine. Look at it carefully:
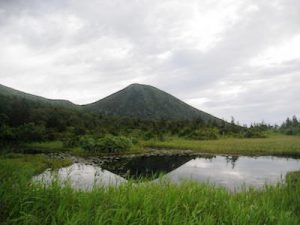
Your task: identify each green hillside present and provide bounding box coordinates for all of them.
[83,83,222,122]
[0,83,223,123]
[0,84,76,108]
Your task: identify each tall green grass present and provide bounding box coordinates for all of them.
[143,135,300,157]
[1,154,300,225]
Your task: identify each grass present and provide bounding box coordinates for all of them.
[143,135,300,157]
[23,141,144,157]
[1,153,300,225]
[0,153,72,175]
[24,135,300,157]
[23,141,80,153]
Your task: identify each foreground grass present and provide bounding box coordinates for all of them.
[143,135,300,157]
[1,154,300,225]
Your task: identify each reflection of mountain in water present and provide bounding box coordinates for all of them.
[33,155,300,191]
[101,155,212,179]
[33,163,126,190]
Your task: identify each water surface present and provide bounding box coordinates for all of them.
[165,156,300,190]
[33,163,126,190]
[34,155,300,190]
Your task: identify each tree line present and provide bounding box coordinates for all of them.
[0,95,298,144]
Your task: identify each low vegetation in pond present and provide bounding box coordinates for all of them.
[0,154,300,225]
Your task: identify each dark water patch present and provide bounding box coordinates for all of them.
[100,154,208,179]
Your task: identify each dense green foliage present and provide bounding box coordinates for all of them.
[183,127,219,140]
[280,116,300,135]
[0,89,243,145]
[0,83,298,149]
[79,135,133,153]
[0,154,300,225]
[0,123,47,143]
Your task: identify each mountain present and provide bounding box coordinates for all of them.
[0,83,222,122]
[83,83,222,122]
[0,84,76,108]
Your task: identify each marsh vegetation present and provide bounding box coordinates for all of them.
[1,154,300,225]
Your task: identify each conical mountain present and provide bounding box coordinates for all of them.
[0,83,223,122]
[83,83,221,122]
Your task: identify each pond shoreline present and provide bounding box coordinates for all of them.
[35,147,300,174]
[10,145,300,170]
[44,149,215,167]
[34,152,300,192]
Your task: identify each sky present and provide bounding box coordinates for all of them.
[0,0,299,125]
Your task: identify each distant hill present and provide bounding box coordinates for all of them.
[0,83,223,122]
[0,84,76,108]
[83,83,222,122]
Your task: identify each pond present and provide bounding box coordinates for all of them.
[33,154,300,191]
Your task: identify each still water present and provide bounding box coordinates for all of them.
[34,155,300,190]
[33,163,126,190]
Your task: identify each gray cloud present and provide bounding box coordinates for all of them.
[0,0,299,124]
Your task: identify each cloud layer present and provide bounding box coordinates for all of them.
[0,0,299,124]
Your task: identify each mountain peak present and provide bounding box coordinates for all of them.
[128,83,144,86]
[84,84,221,122]
[126,83,151,89]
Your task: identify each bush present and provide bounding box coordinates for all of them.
[79,135,96,151]
[178,128,193,138]
[1,123,48,143]
[62,135,80,148]
[243,129,267,138]
[0,126,17,142]
[15,123,47,142]
[80,135,133,153]
[143,131,156,141]
[188,128,219,140]
[62,127,81,148]
[283,128,300,136]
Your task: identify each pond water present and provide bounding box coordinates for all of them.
[34,155,300,190]
[33,163,126,190]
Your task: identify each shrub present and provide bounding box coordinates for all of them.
[79,135,96,152]
[80,135,133,153]
[62,127,81,148]
[0,126,17,142]
[62,135,80,148]
[15,123,47,142]
[189,128,219,140]
[243,129,267,138]
[143,131,156,140]
[178,128,193,137]
[284,128,300,136]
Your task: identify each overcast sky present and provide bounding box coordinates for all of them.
[0,0,299,124]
